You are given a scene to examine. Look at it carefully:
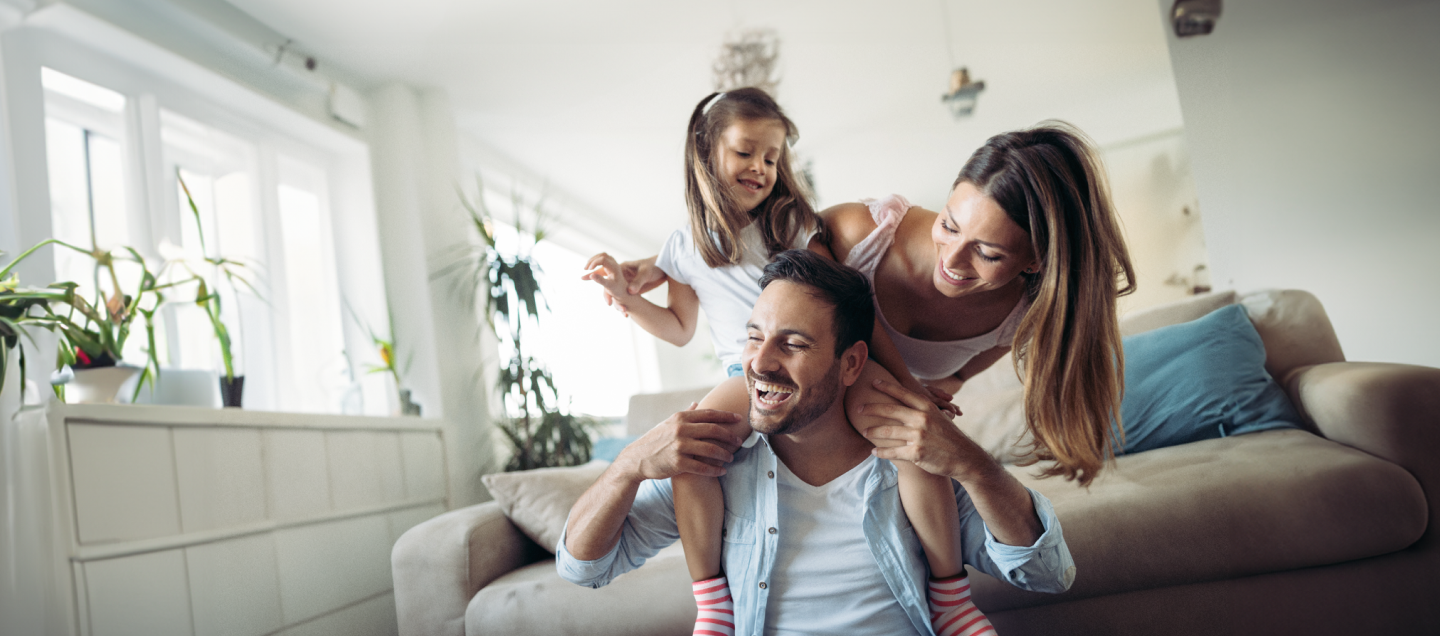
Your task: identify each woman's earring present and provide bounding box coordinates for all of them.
[1024,266,1040,274]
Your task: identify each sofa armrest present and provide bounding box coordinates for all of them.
[1287,362,1440,546]
[392,501,548,636]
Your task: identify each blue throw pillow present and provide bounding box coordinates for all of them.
[1117,304,1304,455]
[591,434,641,463]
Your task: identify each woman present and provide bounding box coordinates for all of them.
[835,121,1135,486]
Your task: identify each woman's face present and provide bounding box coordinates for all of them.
[930,181,1039,298]
[715,118,787,213]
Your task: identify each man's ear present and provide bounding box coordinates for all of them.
[840,341,868,387]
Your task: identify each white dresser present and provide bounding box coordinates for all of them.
[10,401,447,636]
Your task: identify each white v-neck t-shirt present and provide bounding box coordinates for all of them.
[763,455,920,636]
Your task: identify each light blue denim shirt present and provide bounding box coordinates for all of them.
[557,435,1075,636]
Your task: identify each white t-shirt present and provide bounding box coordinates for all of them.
[764,455,919,636]
[655,221,818,368]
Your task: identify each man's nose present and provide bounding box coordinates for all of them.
[749,342,781,374]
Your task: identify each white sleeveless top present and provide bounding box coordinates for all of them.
[844,194,1029,380]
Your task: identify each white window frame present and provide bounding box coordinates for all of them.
[2,18,391,414]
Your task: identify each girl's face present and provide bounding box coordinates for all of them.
[930,181,1039,298]
[715,118,788,213]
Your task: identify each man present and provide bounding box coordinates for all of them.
[560,250,1074,636]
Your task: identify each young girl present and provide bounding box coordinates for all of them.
[584,88,989,636]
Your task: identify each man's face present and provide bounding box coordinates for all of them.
[742,281,848,436]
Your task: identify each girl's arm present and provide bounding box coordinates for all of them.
[583,252,699,346]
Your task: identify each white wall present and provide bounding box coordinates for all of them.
[1101,130,1210,316]
[1161,0,1440,367]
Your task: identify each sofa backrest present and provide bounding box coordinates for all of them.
[625,386,715,436]
[620,289,1346,456]
[954,288,1345,462]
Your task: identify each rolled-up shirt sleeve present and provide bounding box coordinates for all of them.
[556,477,681,589]
[960,486,1076,594]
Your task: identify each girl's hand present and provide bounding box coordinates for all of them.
[582,253,635,312]
[923,384,962,419]
[622,256,667,296]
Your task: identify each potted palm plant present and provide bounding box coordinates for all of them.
[433,176,598,470]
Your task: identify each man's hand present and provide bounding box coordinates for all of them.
[566,403,745,561]
[861,379,1043,546]
[859,379,990,483]
[614,403,746,483]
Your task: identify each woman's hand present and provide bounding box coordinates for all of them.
[859,379,992,483]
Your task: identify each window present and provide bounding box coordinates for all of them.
[39,66,364,413]
[42,68,149,364]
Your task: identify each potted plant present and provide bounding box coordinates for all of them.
[176,171,258,407]
[345,301,417,415]
[433,176,598,470]
[0,237,178,402]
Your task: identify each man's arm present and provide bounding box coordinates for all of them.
[860,379,1042,544]
[860,379,1075,592]
[561,406,744,566]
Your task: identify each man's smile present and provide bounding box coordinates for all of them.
[753,379,796,408]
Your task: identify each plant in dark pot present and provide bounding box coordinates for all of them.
[177,171,258,408]
[433,176,598,470]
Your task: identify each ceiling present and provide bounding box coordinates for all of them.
[222,0,1186,254]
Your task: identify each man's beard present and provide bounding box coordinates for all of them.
[746,359,843,436]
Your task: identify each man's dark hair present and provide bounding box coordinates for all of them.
[758,249,874,356]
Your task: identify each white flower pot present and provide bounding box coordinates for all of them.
[67,365,143,404]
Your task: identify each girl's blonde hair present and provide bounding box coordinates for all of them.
[955,121,1136,487]
[683,88,823,268]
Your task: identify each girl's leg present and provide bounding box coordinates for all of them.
[674,473,725,581]
[847,361,995,635]
[675,375,751,636]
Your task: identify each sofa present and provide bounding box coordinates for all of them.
[392,289,1440,635]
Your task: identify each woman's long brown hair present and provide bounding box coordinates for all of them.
[956,121,1136,486]
[683,88,822,268]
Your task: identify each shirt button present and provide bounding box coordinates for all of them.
[768,527,777,534]
[758,582,767,589]
[767,470,774,478]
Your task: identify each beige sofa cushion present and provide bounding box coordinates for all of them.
[973,429,1427,611]
[480,460,610,553]
[468,544,694,636]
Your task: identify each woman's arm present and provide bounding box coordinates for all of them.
[925,346,1013,396]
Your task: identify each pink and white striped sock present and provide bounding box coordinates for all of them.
[692,576,735,636]
[928,574,996,636]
